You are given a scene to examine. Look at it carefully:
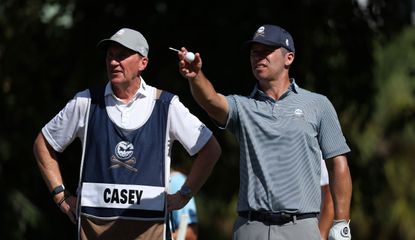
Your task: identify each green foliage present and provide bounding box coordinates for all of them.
[196,193,238,240]
[8,190,42,239]
[349,27,415,240]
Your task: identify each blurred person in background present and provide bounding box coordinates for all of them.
[169,169,198,240]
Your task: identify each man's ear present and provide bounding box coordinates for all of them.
[139,56,148,70]
[285,52,294,67]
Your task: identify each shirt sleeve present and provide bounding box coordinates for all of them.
[168,96,212,156]
[222,95,240,132]
[41,90,90,153]
[318,96,351,159]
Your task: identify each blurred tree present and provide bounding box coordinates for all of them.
[0,0,79,239]
[348,26,415,240]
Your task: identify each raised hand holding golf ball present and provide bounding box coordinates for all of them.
[169,47,195,63]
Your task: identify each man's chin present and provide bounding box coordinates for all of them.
[110,78,126,84]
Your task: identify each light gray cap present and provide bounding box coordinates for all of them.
[97,28,149,57]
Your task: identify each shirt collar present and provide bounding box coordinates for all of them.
[250,78,299,100]
[104,77,148,102]
[290,78,299,93]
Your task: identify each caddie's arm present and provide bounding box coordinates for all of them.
[33,132,77,224]
[326,154,352,239]
[177,47,229,126]
[167,136,221,212]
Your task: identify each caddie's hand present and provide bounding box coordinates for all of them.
[328,219,351,240]
[178,47,202,80]
[58,195,78,224]
[166,192,190,212]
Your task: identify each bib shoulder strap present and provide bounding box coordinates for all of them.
[155,88,162,100]
[155,88,175,103]
[88,85,106,106]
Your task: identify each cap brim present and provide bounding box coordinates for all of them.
[96,39,140,55]
[97,39,114,51]
[242,39,286,50]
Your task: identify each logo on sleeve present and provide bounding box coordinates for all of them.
[110,141,138,172]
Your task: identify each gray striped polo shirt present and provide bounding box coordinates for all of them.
[224,80,350,214]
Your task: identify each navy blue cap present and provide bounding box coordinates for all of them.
[244,24,295,53]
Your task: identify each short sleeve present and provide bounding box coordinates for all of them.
[42,90,90,152]
[168,97,212,156]
[318,97,350,159]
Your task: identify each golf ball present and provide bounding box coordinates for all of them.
[185,52,195,62]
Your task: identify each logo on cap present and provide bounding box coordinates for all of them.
[254,26,265,39]
[115,29,125,36]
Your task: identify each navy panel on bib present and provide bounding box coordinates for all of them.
[80,86,174,220]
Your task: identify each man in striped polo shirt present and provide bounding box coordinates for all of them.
[175,24,352,240]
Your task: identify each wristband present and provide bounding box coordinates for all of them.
[51,184,65,196]
[57,191,71,207]
[179,185,193,199]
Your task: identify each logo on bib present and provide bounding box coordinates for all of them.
[110,141,138,172]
